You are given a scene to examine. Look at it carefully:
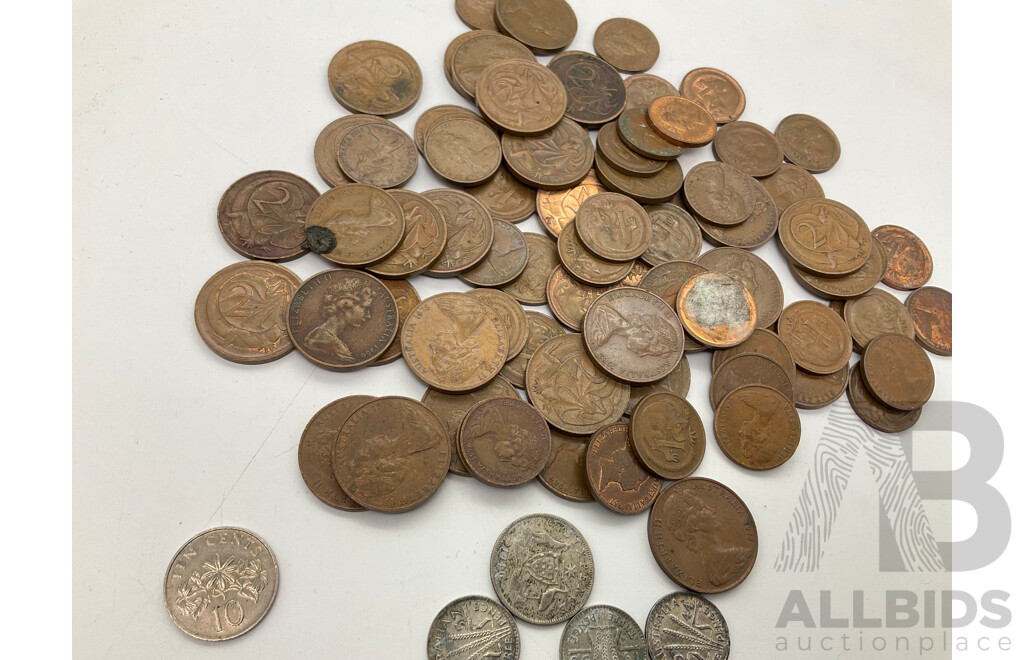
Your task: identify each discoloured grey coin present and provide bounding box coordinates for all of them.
[460,220,530,287]
[548,50,626,127]
[710,354,794,409]
[560,605,648,660]
[844,287,916,353]
[423,117,502,186]
[218,171,317,261]
[467,288,530,359]
[427,595,520,660]
[776,113,841,173]
[502,117,594,189]
[683,161,755,227]
[298,395,375,510]
[495,0,577,52]
[595,150,684,204]
[697,247,784,328]
[905,286,952,356]
[500,310,565,387]
[641,204,702,266]
[476,59,567,135]
[793,364,849,410]
[872,224,934,290]
[715,385,800,471]
[680,67,745,124]
[558,220,634,286]
[847,362,922,433]
[759,162,825,215]
[586,422,662,514]
[337,121,417,188]
[626,355,691,416]
[367,190,447,278]
[537,170,606,237]
[629,393,705,480]
[712,328,796,382]
[776,300,853,375]
[328,40,421,116]
[459,398,551,487]
[778,198,872,276]
[617,106,685,160]
[713,121,783,177]
[860,333,934,411]
[539,428,593,502]
[646,592,730,660]
[676,272,756,348]
[423,189,495,276]
[373,279,420,365]
[466,164,537,223]
[594,18,660,72]
[501,232,558,304]
[304,184,405,266]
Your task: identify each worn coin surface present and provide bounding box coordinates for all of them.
[586,422,663,514]
[648,96,716,147]
[500,310,565,387]
[872,224,934,290]
[595,150,684,204]
[455,0,499,30]
[775,113,842,173]
[501,232,558,304]
[597,122,667,177]
[298,395,375,510]
[560,605,648,660]
[620,261,651,287]
[617,106,686,160]
[624,73,677,110]
[547,265,615,331]
[679,67,746,124]
[759,162,825,214]
[414,104,489,152]
[423,117,502,186]
[452,32,535,100]
[445,30,487,93]
[476,59,567,135]
[337,121,418,188]
[367,190,447,279]
[847,363,922,433]
[558,220,635,286]
[314,115,386,187]
[677,272,757,348]
[641,204,702,266]
[459,398,551,487]
[713,121,783,177]
[638,260,708,352]
[695,176,778,249]
[575,193,653,261]
[710,354,794,409]
[626,355,691,416]
[793,364,849,409]
[328,40,421,116]
[304,183,405,267]
[712,328,796,381]
[844,287,916,352]
[218,171,318,261]
[861,333,934,411]
[502,117,593,189]
[776,300,853,374]
[427,595,520,660]
[495,0,578,52]
[374,279,420,365]
[537,170,607,237]
[467,288,530,359]
[460,220,530,287]
[423,188,495,276]
[778,198,872,276]
[905,286,952,356]
[697,247,783,328]
[629,393,705,480]
[790,235,887,300]
[646,592,731,660]
[466,164,536,223]
[490,513,594,625]
[548,50,626,126]
[715,385,801,470]
[538,428,593,502]
[593,17,659,72]
[683,161,755,227]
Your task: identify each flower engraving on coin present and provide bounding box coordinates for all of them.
[328,41,421,115]
[174,554,270,622]
[218,171,318,260]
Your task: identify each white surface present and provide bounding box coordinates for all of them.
[73,1,952,657]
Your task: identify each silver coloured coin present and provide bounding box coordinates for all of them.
[427,595,521,660]
[646,591,731,659]
[560,604,648,659]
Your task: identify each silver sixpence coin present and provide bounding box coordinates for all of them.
[560,605,648,659]
[490,514,594,625]
[164,527,279,641]
[427,595,521,660]
[646,592,731,659]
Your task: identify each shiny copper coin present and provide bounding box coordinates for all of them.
[778,198,872,276]
[789,235,887,300]
[697,247,784,328]
[500,310,565,387]
[715,385,801,470]
[547,265,615,331]
[844,287,916,353]
[793,364,849,410]
[629,393,705,480]
[676,272,756,348]
[713,121,783,177]
[623,73,677,111]
[494,0,577,52]
[617,107,685,160]
[626,355,691,416]
[548,51,626,127]
[502,117,594,189]
[775,113,841,173]
[648,96,716,147]
[455,0,499,31]
[422,188,495,276]
[712,328,796,382]
[776,300,853,374]
[475,60,567,136]
[328,41,422,116]
[452,32,536,100]
[641,204,702,266]
[336,121,418,189]
[619,261,651,287]
[694,176,779,249]
[905,286,952,356]
[537,170,607,237]
[586,422,662,514]
[759,163,825,215]
[373,279,420,365]
[304,183,405,266]
[847,362,922,433]
[575,193,653,261]
[597,122,667,177]
[593,18,660,72]
[539,428,593,502]
[558,220,635,286]
[332,396,449,512]
[466,288,530,359]
[423,118,502,186]
[218,170,318,261]
[367,190,447,278]
[315,115,387,187]
[414,104,489,152]
[459,398,551,486]
[460,220,529,287]
[872,224,934,290]
[679,68,746,124]
[501,232,558,304]
[298,395,375,510]
[466,164,536,223]
[710,354,794,409]
[195,261,302,364]
[861,333,935,411]
[595,150,684,204]
[639,260,708,352]
[683,161,756,227]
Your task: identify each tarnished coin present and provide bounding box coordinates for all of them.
[287,269,398,371]
[373,279,420,365]
[444,31,488,92]
[623,73,677,111]
[872,224,934,290]
[594,18,659,72]
[575,193,653,262]
[218,171,318,261]
[776,300,853,375]
[710,354,794,409]
[367,190,447,278]
[861,333,934,411]
[195,261,302,364]
[844,287,916,352]
[500,310,565,387]
[646,592,730,660]
[548,51,626,127]
[467,288,530,359]
[459,398,551,487]
[452,32,535,100]
[423,118,502,186]
[683,161,756,227]
[648,96,716,147]
[490,514,594,625]
[639,260,708,352]
[595,150,684,204]
[695,176,778,250]
[558,220,635,286]
[620,261,651,286]
[697,247,784,328]
[547,265,615,331]
[298,395,375,510]
[629,393,705,480]
[460,220,530,287]
[778,198,872,276]
[539,428,593,502]
[537,170,607,237]
[415,105,489,153]
[905,286,952,356]
[304,184,405,267]
[677,272,757,348]
[586,422,662,514]
[713,121,783,177]
[423,188,496,276]
[759,162,825,215]
[476,60,567,136]
[337,121,418,188]
[401,292,508,392]
[647,477,758,593]
[455,0,499,30]
[626,355,691,416]
[495,0,577,52]
[789,235,887,300]
[164,527,278,641]
[526,333,630,434]
[617,106,685,160]
[466,164,536,223]
[712,328,796,382]
[560,605,648,660]
[847,362,922,433]
[793,364,849,410]
[314,115,387,187]
[328,41,422,116]
[427,595,520,660]
[641,204,702,266]
[597,122,667,177]
[502,117,594,189]
[332,396,449,512]
[501,232,558,304]
[775,113,841,173]
[679,67,746,124]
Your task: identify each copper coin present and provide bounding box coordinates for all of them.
[558,220,635,286]
[617,106,685,160]
[401,292,509,393]
[501,117,594,189]
[629,393,705,480]
[501,232,558,304]
[332,396,449,512]
[623,73,677,111]
[414,104,489,153]
[679,68,746,124]
[304,183,405,266]
[713,121,783,177]
[712,328,796,382]
[536,170,607,237]
[475,60,567,136]
[595,150,684,204]
[422,188,495,276]
[584,287,685,384]
[792,364,849,410]
[775,113,841,173]
[195,261,302,364]
[676,272,756,348]
[844,287,916,352]
[328,41,422,116]
[847,362,922,433]
[452,32,535,100]
[905,286,952,356]
[593,18,659,72]
[538,428,593,502]
[460,220,529,287]
[423,118,502,186]
[548,51,626,127]
[641,204,702,266]
[872,224,934,290]
[459,398,551,487]
[298,395,375,510]
[455,0,499,31]
[861,333,935,411]
[526,333,630,435]
[683,161,756,227]
[778,198,872,276]
[694,176,779,249]
[547,265,616,331]
[759,163,825,215]
[625,355,691,416]
[639,260,708,352]
[575,192,653,262]
[710,354,794,409]
[597,122,668,177]
[586,422,662,514]
[465,164,536,223]
[789,235,887,300]
[500,310,565,387]
[494,0,577,52]
[715,385,801,470]
[218,170,318,261]
[444,31,487,93]
[373,279,420,365]
[776,300,853,375]
[336,121,418,189]
[367,189,447,278]
[697,247,784,328]
[466,288,530,359]
[314,115,387,187]
[620,261,651,287]
[422,377,520,476]
[648,96,716,147]
[830,299,846,317]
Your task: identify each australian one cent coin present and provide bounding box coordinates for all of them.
[423,118,502,186]
[164,527,279,641]
[624,73,677,110]
[683,161,755,226]
[844,287,916,352]
[218,171,318,261]
[594,18,659,72]
[548,51,626,127]
[373,278,421,365]
[626,355,691,416]
[759,162,825,214]
[427,595,520,660]
[710,354,794,409]
[713,121,784,177]
[861,333,935,411]
[298,395,375,510]
[557,220,634,287]
[597,122,667,177]
[648,96,716,147]
[679,67,746,124]
[694,176,779,249]
[677,272,757,348]
[367,190,447,279]
[629,393,705,480]
[536,170,607,237]
[905,286,952,356]
[460,220,530,287]
[792,364,849,410]
[775,113,842,173]
[495,0,577,52]
[560,605,648,660]
[304,184,404,267]
[466,164,536,223]
[455,0,500,30]
[336,121,418,189]
[547,265,615,331]
[451,32,535,100]
[776,300,853,374]
[500,310,565,387]
[539,429,593,502]
[713,329,797,381]
[502,117,594,189]
[872,224,934,290]
[697,247,784,328]
[575,193,653,261]
[490,513,594,625]
[617,106,685,160]
[423,188,495,276]
[476,60,567,135]
[327,40,421,116]
[594,150,684,204]
[501,232,558,305]
[414,104,489,152]
[466,288,530,359]
[847,363,922,433]
[778,198,872,276]
[641,204,702,266]
[459,398,551,487]
[646,592,731,660]
[648,477,758,593]
[715,385,801,470]
[586,422,662,514]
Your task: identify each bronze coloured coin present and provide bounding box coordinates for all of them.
[648,96,716,147]
[715,385,801,470]
[712,328,796,382]
[617,106,685,160]
[218,170,318,261]
[466,164,536,223]
[861,333,935,411]
[501,117,594,189]
[536,170,606,237]
[776,300,853,374]
[373,279,420,365]
[298,395,375,510]
[639,260,708,352]
[560,606,648,660]
[626,355,691,416]
[494,0,577,53]
[697,247,784,328]
[594,150,684,204]
[593,18,660,72]
[646,592,731,660]
[332,396,449,512]
[623,73,677,111]
[475,60,567,136]
[423,188,495,276]
[414,104,489,153]
[367,190,447,278]
[501,232,558,304]
[694,176,779,249]
[775,113,841,173]
[455,0,499,31]
[647,477,758,593]
[620,261,651,287]
[710,354,794,409]
[526,333,630,434]
[683,161,756,227]
[328,41,421,116]
[538,428,593,502]
[679,67,746,124]
[629,393,705,480]
[452,32,535,100]
[460,219,529,287]
[597,122,667,177]
[195,261,302,364]
[401,292,509,392]
[304,184,405,267]
[466,288,530,359]
[427,595,520,660]
[793,364,849,410]
[314,115,386,187]
[575,192,653,261]
[459,397,551,487]
[586,422,662,514]
[423,118,502,186]
[500,310,565,387]
[905,286,952,356]
[847,363,922,433]
[872,224,934,290]
[547,265,615,331]
[676,272,757,348]
[759,163,825,215]
[558,220,635,286]
[444,31,488,94]
[713,120,784,177]
[548,50,626,127]
[336,121,418,189]
[641,204,702,266]
[778,198,872,276]
[844,287,916,352]
[789,235,887,300]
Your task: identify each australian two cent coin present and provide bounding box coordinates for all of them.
[617,106,685,160]
[367,190,447,279]
[709,354,794,409]
[327,41,422,116]
[427,595,520,660]
[626,355,691,416]
[304,184,405,267]
[593,18,660,72]
[423,117,502,186]
[677,272,757,348]
[337,121,418,189]
[905,286,952,356]
[712,328,797,382]
[502,117,594,189]
[679,67,746,124]
[646,592,730,660]
[218,171,318,261]
[586,422,663,515]
[623,73,678,111]
[466,164,536,223]
[776,300,853,374]
[459,398,551,487]
[641,204,703,267]
[629,393,705,480]
[861,333,935,411]
[872,224,934,290]
[714,385,801,470]
[423,188,496,277]
[501,232,559,305]
[459,219,530,288]
[775,113,841,173]
[536,169,607,237]
[778,198,872,276]
[475,60,567,136]
[297,395,375,510]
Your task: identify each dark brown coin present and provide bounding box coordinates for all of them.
[373,279,420,365]
[575,193,653,262]
[697,247,784,328]
[778,198,872,276]
[452,32,536,100]
[465,164,537,223]
[847,362,922,433]
[328,41,422,116]
[475,59,567,136]
[683,161,755,227]
[538,428,593,502]
[536,170,607,237]
[547,265,616,331]
[617,107,685,160]
[423,118,502,186]
[641,204,702,266]
[455,0,499,31]
[502,117,594,189]
[500,310,565,387]
[495,0,577,52]
[558,220,635,286]
[460,220,529,287]
[414,105,489,152]
[586,422,662,514]
[629,393,705,480]
[775,114,841,173]
[367,190,447,278]
[593,18,659,72]
[792,364,849,410]
[626,355,691,416]
[759,163,825,215]
[648,96,716,147]
[332,396,449,512]
[789,235,887,300]
[844,287,916,352]
[298,395,375,510]
[861,333,935,411]
[195,261,302,364]
[595,150,684,204]
[548,51,626,127]
[676,272,757,348]
[710,354,794,409]
[597,122,667,177]
[422,189,495,276]
[304,183,405,266]
[679,68,746,124]
[466,288,530,359]
[459,397,551,486]
[623,73,677,111]
[872,224,934,290]
[905,286,952,356]
[337,121,418,189]
[501,232,558,304]
[776,300,853,375]
[714,385,801,470]
[315,115,387,187]
[218,171,318,261]
[638,260,708,352]
[711,328,796,382]
[713,121,783,177]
